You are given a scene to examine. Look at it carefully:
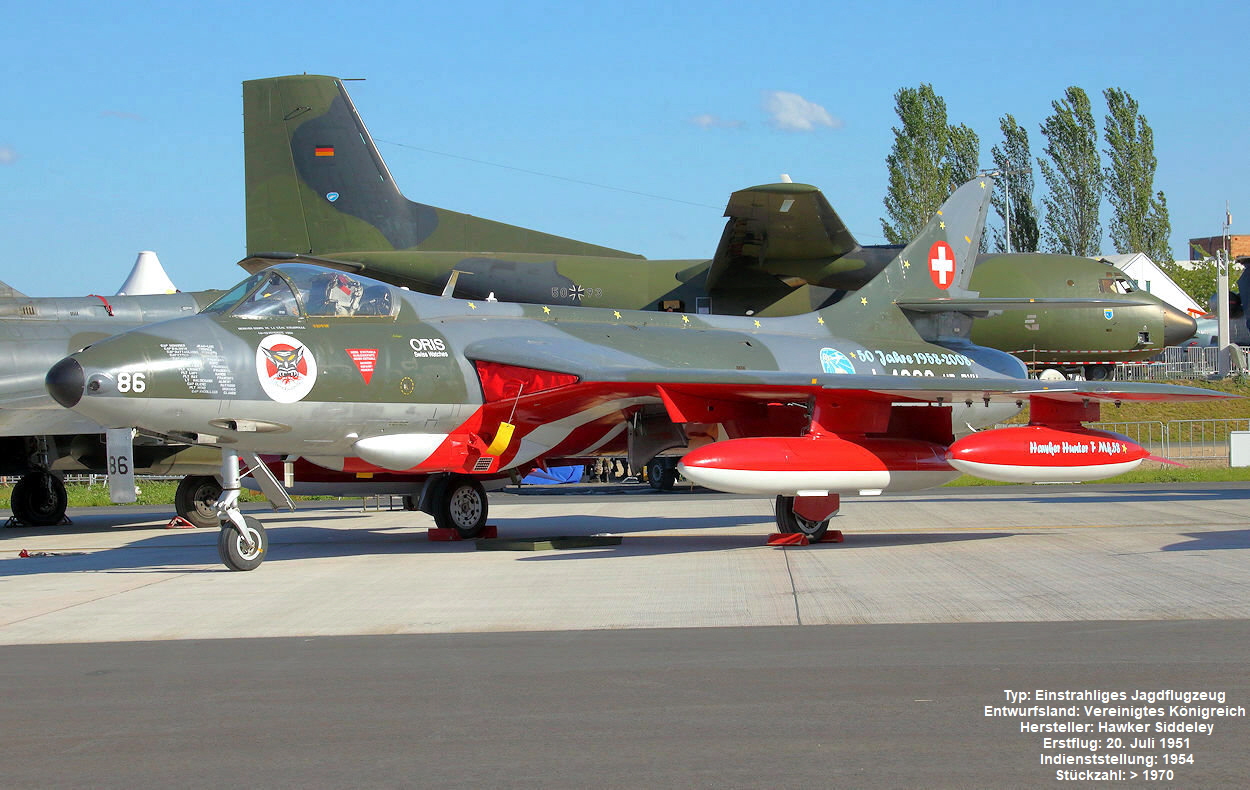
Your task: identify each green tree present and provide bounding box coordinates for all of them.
[881,84,980,244]
[1102,87,1172,262]
[1038,87,1102,256]
[989,114,1040,253]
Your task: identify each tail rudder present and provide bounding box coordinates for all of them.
[816,176,994,334]
[244,75,640,259]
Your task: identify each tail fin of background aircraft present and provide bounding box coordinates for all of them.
[244,75,642,260]
[815,176,994,339]
[0,280,25,299]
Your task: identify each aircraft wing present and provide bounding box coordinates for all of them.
[463,334,1227,407]
[707,183,859,291]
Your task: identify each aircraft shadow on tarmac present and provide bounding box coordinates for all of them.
[1161,529,1250,552]
[2,510,1016,575]
[884,485,1250,507]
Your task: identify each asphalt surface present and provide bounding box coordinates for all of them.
[2,482,1249,787]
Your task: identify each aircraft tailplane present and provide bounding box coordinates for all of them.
[244,75,642,260]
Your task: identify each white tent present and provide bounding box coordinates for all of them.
[115,251,178,295]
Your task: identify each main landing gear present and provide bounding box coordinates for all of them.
[7,471,68,527]
[426,474,489,539]
[774,494,839,542]
[175,475,224,529]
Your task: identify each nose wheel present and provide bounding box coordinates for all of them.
[217,515,268,571]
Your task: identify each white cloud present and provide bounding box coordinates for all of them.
[0,145,16,165]
[762,91,842,132]
[690,113,744,129]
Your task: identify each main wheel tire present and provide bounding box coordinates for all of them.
[174,475,223,529]
[647,459,677,491]
[10,472,68,527]
[774,495,831,541]
[433,476,489,539]
[217,516,268,571]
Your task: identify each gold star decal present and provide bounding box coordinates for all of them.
[613,310,621,320]
[753,319,761,328]
[860,297,868,306]
[902,259,910,269]
[682,315,690,324]
[939,221,946,230]
[542,306,551,315]
[979,180,986,189]
[817,316,824,325]
[849,351,857,359]
[467,302,477,310]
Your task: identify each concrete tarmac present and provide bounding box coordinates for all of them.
[2,482,1248,786]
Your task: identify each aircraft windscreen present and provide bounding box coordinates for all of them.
[201,273,267,315]
[1099,277,1138,295]
[231,272,301,319]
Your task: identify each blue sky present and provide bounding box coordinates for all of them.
[2,0,1247,296]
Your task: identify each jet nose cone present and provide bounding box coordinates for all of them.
[46,356,85,409]
[1162,305,1198,347]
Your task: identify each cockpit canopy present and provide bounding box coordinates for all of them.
[203,265,399,320]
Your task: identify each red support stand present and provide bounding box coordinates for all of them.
[428,525,498,541]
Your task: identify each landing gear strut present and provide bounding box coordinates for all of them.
[213,449,267,571]
[774,495,838,542]
[8,471,68,527]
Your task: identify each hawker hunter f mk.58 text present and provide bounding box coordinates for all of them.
[47,178,1228,570]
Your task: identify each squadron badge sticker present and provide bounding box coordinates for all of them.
[256,334,318,403]
[819,347,856,375]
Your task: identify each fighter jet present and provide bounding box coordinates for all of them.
[0,259,225,527]
[47,178,1229,571]
[241,74,1195,378]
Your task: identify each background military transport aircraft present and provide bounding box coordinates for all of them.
[47,178,1228,571]
[241,74,1195,379]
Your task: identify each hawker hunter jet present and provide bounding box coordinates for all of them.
[47,178,1228,570]
[241,74,1194,379]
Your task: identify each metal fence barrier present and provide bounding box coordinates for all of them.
[1090,418,1250,461]
[1112,346,1250,381]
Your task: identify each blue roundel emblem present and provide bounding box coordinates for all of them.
[326,192,340,202]
[819,347,855,374]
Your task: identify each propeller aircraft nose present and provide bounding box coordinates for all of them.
[46,356,85,409]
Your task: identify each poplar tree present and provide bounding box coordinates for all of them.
[1038,87,1102,256]
[881,84,980,244]
[988,114,1039,253]
[1103,87,1172,262]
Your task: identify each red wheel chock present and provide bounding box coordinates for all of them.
[766,530,844,546]
[165,516,197,529]
[427,525,498,541]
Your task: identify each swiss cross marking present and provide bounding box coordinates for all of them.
[928,241,956,290]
